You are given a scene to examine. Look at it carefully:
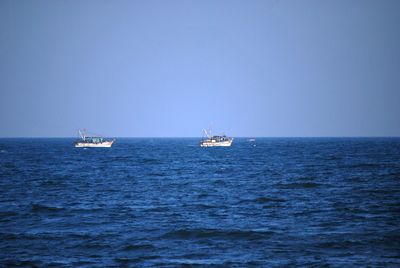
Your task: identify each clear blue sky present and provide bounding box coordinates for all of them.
[1,0,399,137]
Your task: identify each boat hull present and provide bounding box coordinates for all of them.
[75,140,114,148]
[200,139,233,147]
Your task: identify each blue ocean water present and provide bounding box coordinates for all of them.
[0,138,399,267]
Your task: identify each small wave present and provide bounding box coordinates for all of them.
[70,207,104,213]
[111,156,133,161]
[345,163,381,169]
[70,233,93,239]
[238,197,286,204]
[140,158,162,164]
[1,231,65,241]
[78,242,112,250]
[31,203,65,213]
[114,255,159,264]
[148,172,166,177]
[278,182,322,189]
[195,203,217,209]
[2,162,16,168]
[317,240,363,249]
[256,197,286,203]
[294,209,327,216]
[72,260,97,266]
[197,193,209,198]
[163,258,221,265]
[181,203,217,210]
[359,188,397,195]
[215,168,234,174]
[69,232,114,240]
[0,232,19,241]
[123,244,155,251]
[327,155,341,160]
[296,176,318,181]
[2,260,42,267]
[213,179,225,185]
[39,179,68,188]
[143,206,169,212]
[385,255,400,259]
[114,257,142,264]
[161,228,274,240]
[0,211,18,217]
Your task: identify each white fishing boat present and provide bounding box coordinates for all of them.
[74,129,115,148]
[200,128,233,147]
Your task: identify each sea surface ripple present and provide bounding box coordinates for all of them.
[0,138,399,267]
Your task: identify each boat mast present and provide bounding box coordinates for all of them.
[203,128,211,139]
[78,129,86,141]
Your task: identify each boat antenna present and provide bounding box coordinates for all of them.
[202,128,211,138]
[79,129,86,141]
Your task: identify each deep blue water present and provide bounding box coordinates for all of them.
[0,138,399,267]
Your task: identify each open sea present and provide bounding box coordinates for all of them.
[0,138,399,267]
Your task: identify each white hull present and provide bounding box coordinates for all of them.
[200,139,233,147]
[75,141,114,148]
